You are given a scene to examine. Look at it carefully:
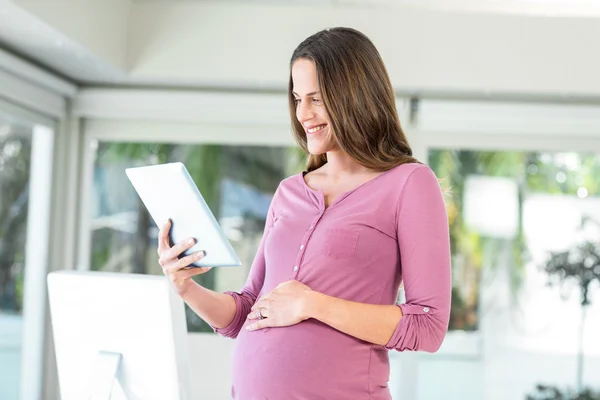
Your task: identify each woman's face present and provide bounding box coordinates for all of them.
[291,58,336,155]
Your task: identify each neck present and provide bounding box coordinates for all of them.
[322,150,369,178]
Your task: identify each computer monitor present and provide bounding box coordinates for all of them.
[47,270,192,400]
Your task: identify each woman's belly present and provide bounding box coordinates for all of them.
[230,319,391,400]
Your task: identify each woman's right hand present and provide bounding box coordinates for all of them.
[157,219,212,296]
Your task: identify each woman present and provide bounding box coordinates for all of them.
[157,27,451,399]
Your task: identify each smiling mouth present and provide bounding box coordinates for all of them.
[307,124,327,134]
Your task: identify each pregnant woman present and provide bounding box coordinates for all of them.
[157,27,452,400]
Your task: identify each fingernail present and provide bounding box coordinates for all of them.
[196,251,204,258]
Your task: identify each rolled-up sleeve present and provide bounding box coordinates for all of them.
[385,166,452,353]
[212,188,278,338]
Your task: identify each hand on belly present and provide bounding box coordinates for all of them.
[246,280,313,331]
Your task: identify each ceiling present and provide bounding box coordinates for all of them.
[0,1,127,83]
[1,0,600,98]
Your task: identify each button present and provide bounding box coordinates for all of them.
[293,266,299,272]
[309,225,314,230]
[300,245,305,250]
[423,307,430,313]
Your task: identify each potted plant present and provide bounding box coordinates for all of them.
[527,218,600,399]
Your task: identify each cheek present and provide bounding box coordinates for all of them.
[317,108,329,122]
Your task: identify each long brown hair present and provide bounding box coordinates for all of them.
[288,27,419,172]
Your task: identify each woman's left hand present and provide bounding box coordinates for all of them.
[246,280,313,331]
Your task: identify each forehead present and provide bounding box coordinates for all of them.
[291,58,319,93]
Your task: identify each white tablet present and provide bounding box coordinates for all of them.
[125,162,241,268]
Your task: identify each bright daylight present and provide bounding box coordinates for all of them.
[0,0,600,399]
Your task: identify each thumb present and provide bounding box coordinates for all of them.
[182,266,212,279]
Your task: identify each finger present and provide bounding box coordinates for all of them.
[250,299,270,312]
[246,319,270,331]
[157,219,172,253]
[247,308,267,320]
[169,251,206,271]
[246,310,260,320]
[167,237,197,260]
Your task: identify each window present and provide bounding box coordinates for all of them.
[0,117,32,399]
[429,149,600,335]
[89,141,304,332]
[0,110,54,400]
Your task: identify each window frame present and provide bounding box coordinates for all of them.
[0,97,57,400]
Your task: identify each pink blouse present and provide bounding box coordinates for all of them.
[214,162,452,399]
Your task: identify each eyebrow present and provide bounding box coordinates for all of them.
[292,91,321,97]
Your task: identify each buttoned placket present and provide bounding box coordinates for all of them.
[291,207,326,278]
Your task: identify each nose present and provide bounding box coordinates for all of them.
[296,100,314,125]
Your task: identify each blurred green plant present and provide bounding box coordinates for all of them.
[0,131,31,314]
[92,141,293,333]
[429,150,529,330]
[527,384,600,400]
[94,142,221,332]
[428,150,599,331]
[91,143,600,339]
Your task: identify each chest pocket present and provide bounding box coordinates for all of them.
[320,228,359,260]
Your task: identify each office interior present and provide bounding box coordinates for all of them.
[1,1,600,399]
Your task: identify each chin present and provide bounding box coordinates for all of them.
[306,144,328,156]
[307,138,335,156]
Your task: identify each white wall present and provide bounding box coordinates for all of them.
[127,2,600,97]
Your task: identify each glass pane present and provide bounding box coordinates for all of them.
[428,149,528,331]
[428,149,600,398]
[90,142,304,333]
[0,118,33,400]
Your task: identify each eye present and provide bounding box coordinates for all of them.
[294,98,301,105]
[312,98,321,104]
